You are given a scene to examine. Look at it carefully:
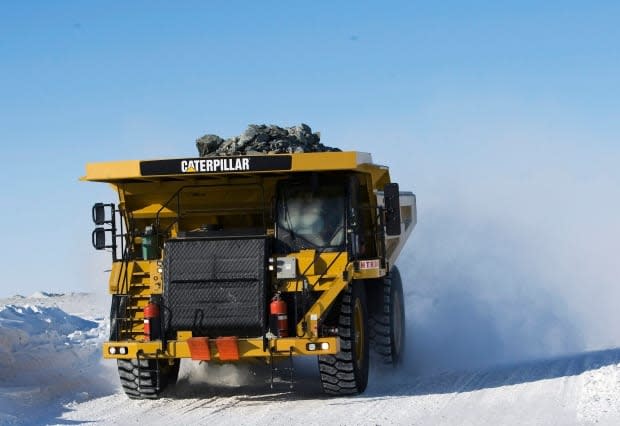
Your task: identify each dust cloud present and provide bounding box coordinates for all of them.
[395,169,620,375]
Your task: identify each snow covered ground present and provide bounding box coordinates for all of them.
[0,293,117,425]
[1,292,619,426]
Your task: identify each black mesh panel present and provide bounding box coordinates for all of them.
[163,237,267,338]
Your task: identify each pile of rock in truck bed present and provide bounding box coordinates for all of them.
[196,124,341,156]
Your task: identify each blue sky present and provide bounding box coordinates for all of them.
[1,1,619,363]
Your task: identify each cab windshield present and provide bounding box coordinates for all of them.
[277,183,345,251]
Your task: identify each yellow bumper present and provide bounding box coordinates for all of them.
[103,336,340,360]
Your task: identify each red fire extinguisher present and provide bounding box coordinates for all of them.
[143,298,160,341]
[270,293,288,338]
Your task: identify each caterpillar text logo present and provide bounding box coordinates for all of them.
[140,155,291,176]
[181,158,251,173]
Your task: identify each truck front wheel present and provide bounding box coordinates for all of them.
[318,281,369,395]
[117,358,180,399]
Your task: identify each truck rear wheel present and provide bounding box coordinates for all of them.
[117,358,180,399]
[318,281,369,395]
[370,266,406,365]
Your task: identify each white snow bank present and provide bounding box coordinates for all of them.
[0,300,117,425]
[0,304,97,341]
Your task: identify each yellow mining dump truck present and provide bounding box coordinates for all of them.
[83,151,416,398]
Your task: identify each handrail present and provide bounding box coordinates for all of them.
[154,183,268,249]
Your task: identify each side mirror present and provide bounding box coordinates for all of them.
[90,202,117,259]
[92,227,107,250]
[92,203,107,225]
[347,175,360,229]
[384,183,401,236]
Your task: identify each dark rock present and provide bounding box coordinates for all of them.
[195,124,341,157]
[196,134,225,156]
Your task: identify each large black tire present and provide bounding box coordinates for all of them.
[318,281,369,395]
[117,358,180,399]
[370,266,406,365]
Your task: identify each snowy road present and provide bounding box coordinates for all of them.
[1,293,619,425]
[58,349,620,426]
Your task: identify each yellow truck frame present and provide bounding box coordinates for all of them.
[83,151,415,398]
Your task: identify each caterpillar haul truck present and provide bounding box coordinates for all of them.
[83,151,416,398]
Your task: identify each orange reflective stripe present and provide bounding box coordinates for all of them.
[215,336,240,361]
[187,337,211,361]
